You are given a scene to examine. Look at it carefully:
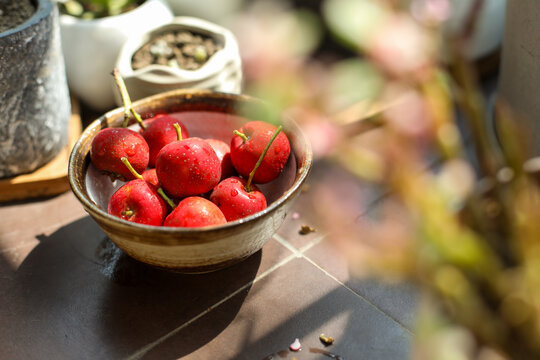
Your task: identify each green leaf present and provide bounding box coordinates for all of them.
[322,0,388,51]
[327,58,384,112]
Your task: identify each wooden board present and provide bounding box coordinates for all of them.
[0,98,82,203]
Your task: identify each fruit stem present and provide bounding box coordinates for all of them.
[173,123,183,141]
[121,157,143,180]
[233,130,249,143]
[122,210,134,217]
[121,157,176,208]
[112,68,146,131]
[245,125,283,192]
[157,188,176,209]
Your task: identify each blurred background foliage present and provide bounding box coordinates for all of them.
[226,0,540,359]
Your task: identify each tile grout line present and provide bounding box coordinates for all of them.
[123,247,299,360]
[298,234,326,253]
[304,255,413,334]
[274,233,413,334]
[272,233,325,256]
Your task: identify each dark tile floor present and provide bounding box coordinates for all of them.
[0,159,415,359]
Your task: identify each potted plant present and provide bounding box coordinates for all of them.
[0,0,71,178]
[163,0,245,24]
[58,0,173,111]
[114,16,242,104]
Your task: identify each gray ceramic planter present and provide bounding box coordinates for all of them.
[0,0,71,178]
[498,0,540,155]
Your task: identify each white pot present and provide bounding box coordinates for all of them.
[164,0,244,24]
[60,0,174,111]
[114,16,242,104]
[443,0,506,60]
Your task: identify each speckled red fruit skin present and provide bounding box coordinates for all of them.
[90,128,149,180]
[205,138,235,180]
[210,176,267,221]
[142,114,189,167]
[156,137,221,198]
[108,179,168,226]
[230,121,291,184]
[163,196,226,227]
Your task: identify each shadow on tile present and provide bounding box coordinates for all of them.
[345,277,419,330]
[303,238,420,331]
[97,238,260,358]
[3,216,262,359]
[142,258,411,360]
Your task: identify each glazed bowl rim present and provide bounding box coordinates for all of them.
[68,89,313,242]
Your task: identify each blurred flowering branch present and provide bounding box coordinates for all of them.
[328,1,540,358]
[232,0,540,358]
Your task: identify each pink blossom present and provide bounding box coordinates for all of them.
[383,85,433,139]
[287,107,342,159]
[410,0,452,24]
[367,14,435,78]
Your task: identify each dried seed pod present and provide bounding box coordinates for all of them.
[299,225,316,235]
[319,333,335,346]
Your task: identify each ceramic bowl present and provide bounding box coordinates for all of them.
[68,90,312,272]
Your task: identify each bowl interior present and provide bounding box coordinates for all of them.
[71,90,311,232]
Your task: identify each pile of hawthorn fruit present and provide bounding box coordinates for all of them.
[89,70,291,228]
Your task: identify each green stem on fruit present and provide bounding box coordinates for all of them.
[122,210,134,217]
[233,130,249,143]
[130,108,145,130]
[245,125,282,193]
[173,123,183,141]
[121,157,143,180]
[120,157,176,209]
[158,188,176,209]
[112,68,146,130]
